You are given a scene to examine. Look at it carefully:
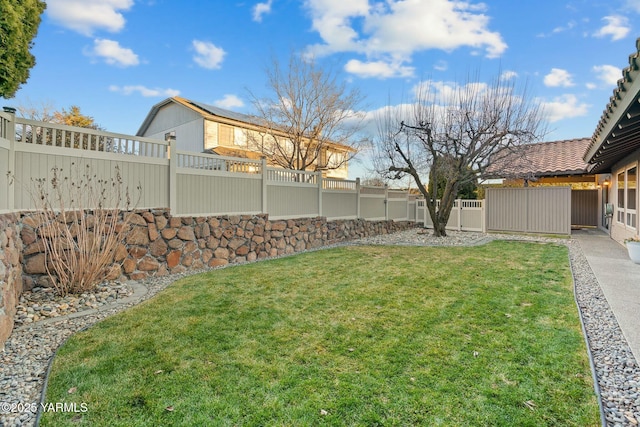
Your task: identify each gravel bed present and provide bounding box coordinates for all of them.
[0,229,638,426]
[13,283,134,327]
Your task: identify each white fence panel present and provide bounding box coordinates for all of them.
[418,199,485,232]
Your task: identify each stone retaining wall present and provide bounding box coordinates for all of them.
[0,214,24,349]
[1,209,417,349]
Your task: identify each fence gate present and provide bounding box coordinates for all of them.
[571,189,598,227]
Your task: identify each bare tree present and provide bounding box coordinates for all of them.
[375,73,546,237]
[248,53,366,173]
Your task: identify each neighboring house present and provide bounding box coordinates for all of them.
[137,96,353,179]
[583,37,640,243]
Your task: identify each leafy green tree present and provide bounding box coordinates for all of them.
[0,0,46,98]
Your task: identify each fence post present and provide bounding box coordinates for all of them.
[317,172,323,217]
[167,135,177,215]
[481,199,486,232]
[384,184,389,220]
[4,108,16,211]
[355,178,361,218]
[261,158,268,214]
[456,199,462,231]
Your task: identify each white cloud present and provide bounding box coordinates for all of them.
[543,68,574,87]
[592,65,621,86]
[192,40,226,70]
[90,39,139,67]
[109,85,180,97]
[304,0,506,79]
[500,70,518,80]
[593,15,630,41]
[253,0,273,22]
[344,59,414,78]
[540,94,589,123]
[47,0,133,36]
[213,94,245,109]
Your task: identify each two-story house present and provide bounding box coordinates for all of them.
[136,96,353,179]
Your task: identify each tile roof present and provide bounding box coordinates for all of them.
[487,138,592,178]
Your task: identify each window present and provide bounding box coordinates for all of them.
[616,165,638,229]
[218,124,234,147]
[618,172,625,223]
[627,166,637,228]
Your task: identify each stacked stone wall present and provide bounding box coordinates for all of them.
[0,214,24,348]
[20,210,416,284]
[0,210,417,349]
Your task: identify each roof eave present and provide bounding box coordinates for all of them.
[136,97,177,136]
[585,37,640,164]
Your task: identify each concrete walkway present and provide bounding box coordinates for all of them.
[573,228,640,364]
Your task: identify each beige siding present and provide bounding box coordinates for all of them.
[610,149,640,243]
[486,187,571,235]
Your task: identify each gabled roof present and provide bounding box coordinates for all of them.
[487,138,591,178]
[137,96,355,152]
[585,37,640,173]
[137,96,266,136]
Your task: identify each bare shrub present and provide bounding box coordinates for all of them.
[30,162,141,295]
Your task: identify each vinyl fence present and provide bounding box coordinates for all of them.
[485,187,571,235]
[0,111,416,221]
[419,199,486,232]
[1,112,573,234]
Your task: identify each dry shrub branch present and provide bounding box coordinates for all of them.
[31,162,141,295]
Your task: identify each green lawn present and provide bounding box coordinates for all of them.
[41,241,599,426]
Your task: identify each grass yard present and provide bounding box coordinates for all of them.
[41,241,599,426]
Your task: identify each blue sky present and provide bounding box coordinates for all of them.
[6,0,640,179]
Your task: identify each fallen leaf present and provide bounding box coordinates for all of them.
[320,409,328,416]
[165,406,174,412]
[505,313,512,318]
[67,387,77,394]
[348,348,355,352]
[473,351,479,357]
[154,370,164,374]
[410,377,416,382]
[524,400,536,410]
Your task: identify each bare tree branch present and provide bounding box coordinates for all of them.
[374,72,547,236]
[247,52,366,174]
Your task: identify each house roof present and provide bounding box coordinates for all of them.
[585,37,640,173]
[487,138,592,178]
[136,96,266,136]
[137,96,355,152]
